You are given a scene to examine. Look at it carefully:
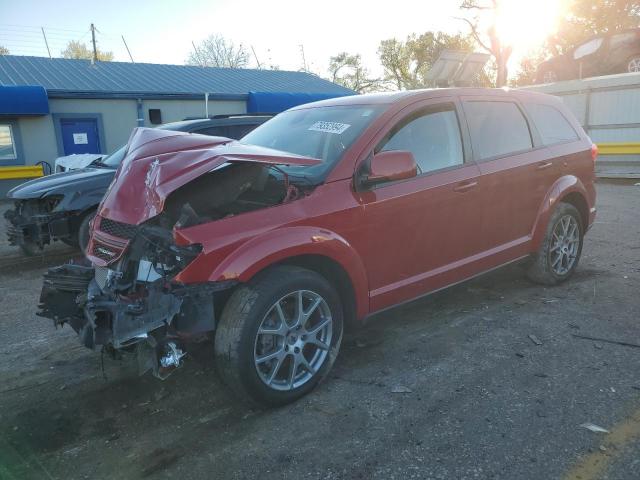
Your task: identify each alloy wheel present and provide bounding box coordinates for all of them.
[628,57,640,73]
[549,214,580,275]
[254,290,333,391]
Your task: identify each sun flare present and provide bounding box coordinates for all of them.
[494,0,565,51]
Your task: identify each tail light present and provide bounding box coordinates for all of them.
[591,143,598,163]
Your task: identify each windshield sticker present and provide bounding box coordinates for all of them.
[308,121,351,134]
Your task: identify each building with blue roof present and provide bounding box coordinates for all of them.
[0,55,353,191]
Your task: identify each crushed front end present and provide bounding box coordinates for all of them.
[36,127,320,379]
[38,215,236,378]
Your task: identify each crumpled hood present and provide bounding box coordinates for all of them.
[98,127,321,225]
[7,167,115,200]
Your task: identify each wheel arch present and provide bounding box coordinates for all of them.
[196,226,370,322]
[531,175,589,251]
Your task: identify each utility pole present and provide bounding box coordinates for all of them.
[299,44,308,72]
[191,40,204,66]
[122,35,134,62]
[41,27,51,59]
[251,45,262,69]
[90,23,97,63]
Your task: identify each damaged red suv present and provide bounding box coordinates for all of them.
[39,89,596,405]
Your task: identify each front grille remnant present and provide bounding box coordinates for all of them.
[99,217,138,240]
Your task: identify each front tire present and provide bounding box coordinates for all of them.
[214,266,343,406]
[527,202,583,285]
[77,210,96,254]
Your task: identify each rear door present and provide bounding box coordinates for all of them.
[461,96,552,255]
[356,98,483,311]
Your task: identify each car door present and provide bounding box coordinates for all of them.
[461,96,553,257]
[355,98,483,312]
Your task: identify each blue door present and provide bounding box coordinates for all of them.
[60,118,100,155]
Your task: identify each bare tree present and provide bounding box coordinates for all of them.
[458,0,511,87]
[328,52,381,93]
[0,46,9,55]
[61,40,113,61]
[187,35,249,68]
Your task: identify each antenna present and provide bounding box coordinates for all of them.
[122,36,134,62]
[90,23,97,63]
[251,45,262,69]
[299,44,308,72]
[41,27,51,59]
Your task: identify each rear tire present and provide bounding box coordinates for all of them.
[214,266,343,406]
[527,202,583,286]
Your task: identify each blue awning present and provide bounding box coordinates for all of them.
[0,85,49,115]
[247,91,353,114]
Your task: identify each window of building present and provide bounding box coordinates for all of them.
[377,106,464,175]
[524,103,579,145]
[464,101,533,161]
[0,124,17,161]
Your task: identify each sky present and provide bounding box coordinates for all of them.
[0,0,465,76]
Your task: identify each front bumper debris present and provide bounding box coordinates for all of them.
[38,262,237,378]
[4,203,72,248]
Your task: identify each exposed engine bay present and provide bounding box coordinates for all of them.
[37,159,312,379]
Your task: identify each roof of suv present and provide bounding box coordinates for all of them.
[290,88,555,109]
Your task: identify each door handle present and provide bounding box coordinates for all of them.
[536,161,553,170]
[453,180,478,193]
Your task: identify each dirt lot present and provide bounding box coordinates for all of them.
[0,182,639,480]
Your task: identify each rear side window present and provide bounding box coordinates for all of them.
[464,101,533,160]
[524,103,579,145]
[377,106,464,174]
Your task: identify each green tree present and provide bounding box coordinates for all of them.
[187,35,249,68]
[377,31,475,90]
[328,52,381,93]
[61,40,113,61]
[0,46,9,55]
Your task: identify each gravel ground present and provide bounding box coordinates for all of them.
[0,182,639,480]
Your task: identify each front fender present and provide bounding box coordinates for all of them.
[531,175,588,251]
[179,226,370,319]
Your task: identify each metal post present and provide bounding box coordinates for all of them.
[41,27,51,59]
[122,36,134,63]
[205,93,209,118]
[251,45,262,69]
[90,23,98,63]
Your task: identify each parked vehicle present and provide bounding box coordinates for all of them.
[38,89,597,405]
[536,28,640,83]
[4,115,271,255]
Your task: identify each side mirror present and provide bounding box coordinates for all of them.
[364,150,417,186]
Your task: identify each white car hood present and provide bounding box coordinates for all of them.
[55,153,104,172]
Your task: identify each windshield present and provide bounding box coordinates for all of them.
[101,145,127,167]
[240,105,383,182]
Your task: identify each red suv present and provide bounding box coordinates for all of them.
[39,89,597,405]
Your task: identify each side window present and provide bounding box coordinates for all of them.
[524,103,579,145]
[193,126,228,137]
[227,124,259,139]
[377,106,464,174]
[464,101,532,160]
